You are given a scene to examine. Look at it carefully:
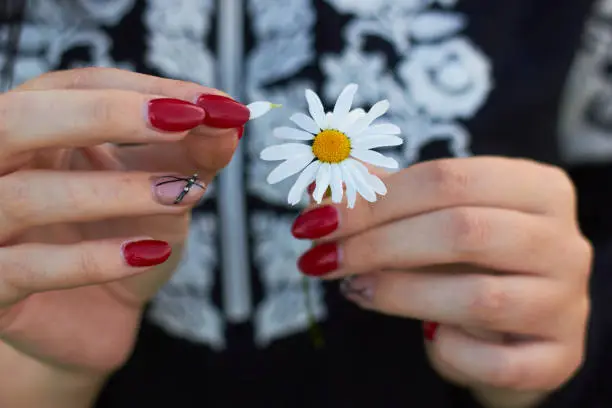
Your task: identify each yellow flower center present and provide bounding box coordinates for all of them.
[311,130,351,163]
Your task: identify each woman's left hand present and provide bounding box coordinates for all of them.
[292,157,592,408]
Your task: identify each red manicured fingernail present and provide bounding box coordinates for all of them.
[238,126,245,139]
[196,94,250,128]
[423,321,439,341]
[122,239,172,267]
[298,243,340,277]
[292,206,339,239]
[148,98,206,132]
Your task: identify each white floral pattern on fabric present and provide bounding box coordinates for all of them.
[261,84,402,208]
[251,213,326,347]
[0,0,134,88]
[559,0,612,164]
[147,215,224,350]
[245,0,328,344]
[398,38,492,120]
[323,0,492,165]
[144,0,215,85]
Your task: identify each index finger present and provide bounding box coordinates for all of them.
[16,67,226,103]
[292,157,576,242]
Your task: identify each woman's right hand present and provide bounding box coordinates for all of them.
[0,68,247,403]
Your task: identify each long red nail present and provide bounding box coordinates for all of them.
[148,98,206,132]
[238,126,245,140]
[298,243,340,277]
[423,321,439,341]
[292,206,339,239]
[196,94,250,128]
[122,239,172,267]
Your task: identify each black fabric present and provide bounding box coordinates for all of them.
[6,0,607,406]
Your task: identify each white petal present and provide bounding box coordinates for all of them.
[325,112,333,127]
[343,108,366,128]
[248,101,278,120]
[260,143,312,161]
[287,161,321,205]
[350,159,387,195]
[305,89,327,130]
[352,135,404,150]
[329,164,344,204]
[350,148,399,169]
[330,83,358,128]
[273,126,315,141]
[344,100,390,136]
[290,113,320,134]
[313,163,332,203]
[344,160,376,202]
[361,123,402,136]
[266,154,315,184]
[340,164,358,209]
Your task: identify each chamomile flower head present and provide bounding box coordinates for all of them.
[260,83,403,208]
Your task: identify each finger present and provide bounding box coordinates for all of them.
[17,67,223,102]
[426,325,584,391]
[115,129,239,177]
[291,157,576,241]
[0,238,172,307]
[297,207,590,278]
[0,90,205,155]
[341,270,577,337]
[17,68,246,174]
[0,170,207,241]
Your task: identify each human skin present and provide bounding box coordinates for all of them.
[294,157,592,408]
[0,67,248,408]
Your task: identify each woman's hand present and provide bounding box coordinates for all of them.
[293,157,592,408]
[0,68,247,385]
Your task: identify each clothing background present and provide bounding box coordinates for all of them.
[1,0,611,406]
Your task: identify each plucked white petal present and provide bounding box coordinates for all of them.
[313,163,332,203]
[329,164,344,204]
[350,159,388,196]
[260,143,312,161]
[290,113,320,134]
[266,154,314,184]
[352,135,404,150]
[345,100,390,136]
[287,161,321,205]
[248,101,278,120]
[273,126,315,141]
[305,89,327,130]
[361,123,402,136]
[340,163,358,209]
[350,148,399,169]
[330,83,358,128]
[344,160,377,202]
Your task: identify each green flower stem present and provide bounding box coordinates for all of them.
[302,275,325,349]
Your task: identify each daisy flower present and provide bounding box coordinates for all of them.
[260,84,403,208]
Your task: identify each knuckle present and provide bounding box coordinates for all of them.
[425,160,471,201]
[446,208,491,255]
[89,95,121,128]
[468,277,510,327]
[76,247,105,282]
